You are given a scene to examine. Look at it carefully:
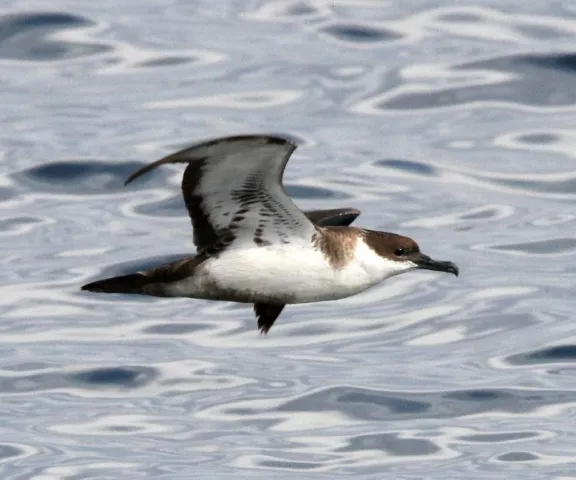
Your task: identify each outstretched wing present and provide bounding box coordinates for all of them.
[125,135,318,256]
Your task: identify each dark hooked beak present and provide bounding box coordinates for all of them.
[414,253,459,276]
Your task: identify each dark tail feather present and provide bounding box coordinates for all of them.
[81,273,151,294]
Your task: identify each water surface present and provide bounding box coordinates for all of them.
[1,1,576,478]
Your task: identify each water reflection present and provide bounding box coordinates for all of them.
[0,12,110,61]
[0,0,575,478]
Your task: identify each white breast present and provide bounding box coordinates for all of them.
[167,239,416,304]
[202,244,351,303]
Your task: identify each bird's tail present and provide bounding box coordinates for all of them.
[81,273,152,294]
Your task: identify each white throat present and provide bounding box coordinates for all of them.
[353,239,416,283]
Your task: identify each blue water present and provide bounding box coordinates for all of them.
[2,1,576,478]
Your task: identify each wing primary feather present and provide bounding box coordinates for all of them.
[124,157,179,186]
[124,135,294,186]
[123,135,321,258]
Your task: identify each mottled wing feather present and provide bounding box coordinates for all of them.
[125,135,317,256]
[304,208,361,227]
[254,303,286,334]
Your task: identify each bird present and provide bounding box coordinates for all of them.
[81,135,458,334]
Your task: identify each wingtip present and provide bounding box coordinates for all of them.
[123,134,297,187]
[211,134,297,148]
[123,172,139,186]
[123,160,167,186]
[123,169,141,186]
[264,135,297,147]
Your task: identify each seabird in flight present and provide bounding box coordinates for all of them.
[82,135,458,333]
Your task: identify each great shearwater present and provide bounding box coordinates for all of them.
[82,135,458,333]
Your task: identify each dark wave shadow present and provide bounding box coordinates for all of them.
[374,147,576,198]
[136,56,194,68]
[14,160,171,195]
[239,386,576,422]
[0,12,111,61]
[480,175,576,195]
[71,366,157,387]
[497,451,538,462]
[514,132,558,144]
[337,432,439,455]
[526,53,576,73]
[375,159,438,176]
[0,216,43,235]
[507,345,576,365]
[487,238,576,255]
[375,52,576,110]
[457,431,538,443]
[249,1,327,21]
[0,187,16,203]
[143,323,211,335]
[0,444,25,460]
[133,195,186,217]
[0,365,157,394]
[286,184,349,199]
[319,23,403,44]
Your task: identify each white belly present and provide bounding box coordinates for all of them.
[217,245,372,303]
[166,245,372,303]
[165,240,414,304]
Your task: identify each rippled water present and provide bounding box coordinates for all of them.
[2,1,576,478]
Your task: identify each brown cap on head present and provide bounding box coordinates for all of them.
[364,230,459,276]
[363,230,421,261]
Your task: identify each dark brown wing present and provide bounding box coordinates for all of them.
[254,303,286,334]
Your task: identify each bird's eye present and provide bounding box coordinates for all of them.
[394,248,405,256]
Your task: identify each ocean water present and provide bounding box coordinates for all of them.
[1,0,576,478]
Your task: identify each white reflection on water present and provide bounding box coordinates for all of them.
[0,1,576,478]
